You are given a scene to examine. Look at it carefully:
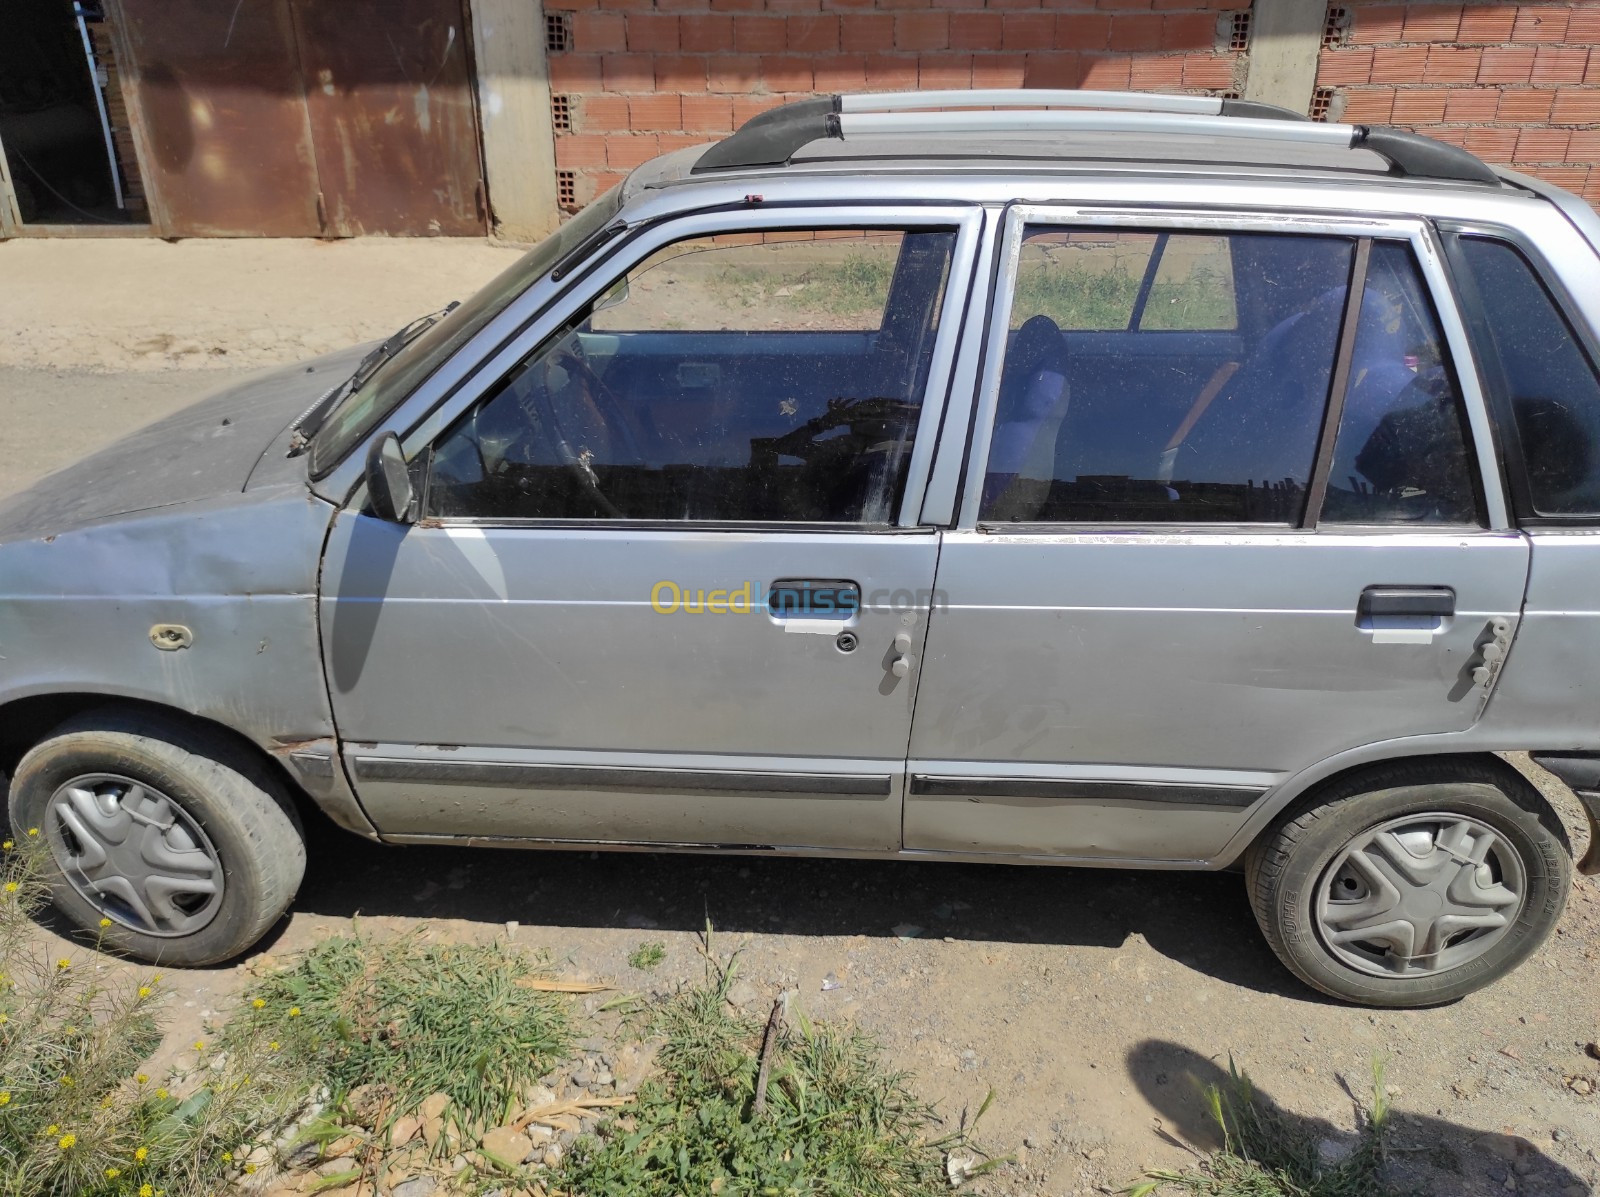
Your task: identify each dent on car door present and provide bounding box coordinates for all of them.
[322,214,978,848]
[907,213,1526,863]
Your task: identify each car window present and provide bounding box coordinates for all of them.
[1454,236,1600,517]
[426,228,955,524]
[1320,242,1481,526]
[1010,231,1237,332]
[982,228,1354,524]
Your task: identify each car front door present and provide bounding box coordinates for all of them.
[906,207,1529,862]
[321,207,980,850]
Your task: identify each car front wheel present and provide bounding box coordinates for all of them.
[8,709,305,967]
[1246,759,1570,1007]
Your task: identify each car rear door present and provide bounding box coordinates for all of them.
[320,206,982,850]
[905,206,1528,863]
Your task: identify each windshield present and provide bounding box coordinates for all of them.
[309,187,625,476]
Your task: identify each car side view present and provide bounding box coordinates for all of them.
[4,89,1600,1007]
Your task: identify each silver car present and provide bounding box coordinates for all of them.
[5,89,1600,1007]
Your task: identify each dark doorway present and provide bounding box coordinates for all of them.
[0,1,144,226]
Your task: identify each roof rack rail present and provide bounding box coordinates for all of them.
[689,90,1502,186]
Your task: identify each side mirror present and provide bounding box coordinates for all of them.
[365,432,415,523]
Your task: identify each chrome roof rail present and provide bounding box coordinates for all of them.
[690,89,1502,186]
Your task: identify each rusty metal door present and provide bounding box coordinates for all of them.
[114,0,321,236]
[112,0,484,237]
[292,0,485,236]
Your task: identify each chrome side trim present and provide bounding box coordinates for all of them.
[350,756,892,797]
[909,775,1265,808]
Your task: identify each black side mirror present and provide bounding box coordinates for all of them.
[365,432,415,523]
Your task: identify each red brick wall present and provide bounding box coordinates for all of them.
[546,0,1250,208]
[1320,2,1600,205]
[544,0,1600,212]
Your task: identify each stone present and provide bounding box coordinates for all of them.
[1480,1133,1526,1162]
[345,1082,395,1127]
[543,1142,565,1169]
[521,1084,558,1110]
[482,1125,535,1166]
[420,1092,455,1150]
[726,979,759,1009]
[1317,1138,1354,1166]
[392,1179,438,1197]
[323,1135,363,1159]
[389,1114,423,1147]
[314,1155,357,1177]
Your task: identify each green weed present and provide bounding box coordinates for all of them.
[628,941,667,971]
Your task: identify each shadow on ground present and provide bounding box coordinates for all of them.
[1126,1040,1590,1196]
[290,812,1325,1002]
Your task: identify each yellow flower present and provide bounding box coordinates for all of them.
[0,1014,8,1025]
[220,1150,233,1163]
[134,1146,148,1162]
[268,1041,280,1051]
[193,1040,204,1052]
[100,1095,113,1109]
[26,828,38,837]
[3,883,16,894]
[105,1167,120,1179]
[140,1187,153,1197]
[244,1163,257,1174]
[1,840,11,850]
[58,1075,73,1087]
[138,986,152,999]
[57,1133,75,1150]
[135,1074,148,1085]
[0,1092,10,1106]
[98,917,112,929]
[55,959,69,970]
[251,998,265,1009]
[288,1006,301,1017]
[154,1088,168,1100]
[45,1125,58,1136]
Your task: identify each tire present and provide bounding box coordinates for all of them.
[1246,758,1571,1007]
[7,708,305,967]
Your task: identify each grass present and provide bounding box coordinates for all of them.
[1012,260,1235,332]
[628,941,667,971]
[224,933,574,1143]
[707,249,897,323]
[1126,1058,1401,1197]
[556,925,998,1197]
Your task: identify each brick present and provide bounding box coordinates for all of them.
[1108,12,1164,49]
[708,54,762,91]
[606,135,660,169]
[657,134,709,156]
[1183,52,1236,88]
[1349,4,1405,43]
[1465,127,1520,159]
[1000,11,1053,49]
[602,0,654,12]
[1391,89,1448,121]
[709,0,764,10]
[1457,4,1518,41]
[1401,3,1461,41]
[1569,129,1600,157]
[1569,8,1600,43]
[680,14,733,52]
[1341,87,1397,121]
[987,0,1043,9]
[680,95,735,133]
[767,0,823,11]
[951,11,1004,49]
[731,95,788,125]
[580,95,629,133]
[1532,46,1590,84]
[1317,48,1375,85]
[1515,128,1572,160]
[1423,46,1481,81]
[554,135,608,167]
[877,0,934,8]
[1369,45,1429,83]
[1161,11,1215,49]
[1498,87,1555,119]
[1529,166,1590,193]
[1079,53,1131,85]
[897,11,950,49]
[970,51,1028,87]
[1442,88,1501,120]
[758,54,814,90]
[824,0,878,8]
[1129,53,1186,86]
[734,16,786,52]
[1429,127,1470,145]
[1590,54,1600,82]
[787,14,840,51]
[843,14,895,51]
[919,53,973,87]
[1553,87,1600,122]
[601,54,655,91]
[1095,0,1152,10]
[1026,50,1085,86]
[1478,45,1537,82]
[1512,6,1569,41]
[1056,13,1112,49]
[653,54,707,91]
[572,11,625,52]
[627,95,681,131]
[805,52,861,88]
[629,14,680,52]
[548,53,603,90]
[863,53,920,88]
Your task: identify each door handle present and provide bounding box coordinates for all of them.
[767,579,861,633]
[1357,586,1454,645]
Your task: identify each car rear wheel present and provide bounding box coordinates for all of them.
[1246,759,1570,1006]
[8,709,305,966]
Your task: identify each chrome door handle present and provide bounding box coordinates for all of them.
[1357,586,1455,645]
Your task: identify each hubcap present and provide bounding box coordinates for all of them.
[1315,812,1524,978]
[44,774,224,938]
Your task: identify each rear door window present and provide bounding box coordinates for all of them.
[1453,236,1600,517]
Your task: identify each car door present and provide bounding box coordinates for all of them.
[320,207,981,850]
[906,206,1529,862]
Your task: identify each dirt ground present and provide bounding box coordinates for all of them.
[1,237,1598,1196]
